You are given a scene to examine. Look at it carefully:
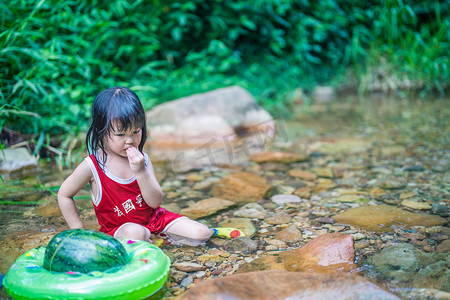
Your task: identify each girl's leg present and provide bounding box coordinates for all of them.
[115,222,152,242]
[165,218,213,246]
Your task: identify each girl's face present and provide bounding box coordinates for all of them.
[104,121,142,157]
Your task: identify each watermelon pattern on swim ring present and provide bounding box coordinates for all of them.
[3,229,170,300]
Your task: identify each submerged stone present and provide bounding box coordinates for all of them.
[249,151,308,163]
[239,233,356,274]
[333,205,447,232]
[211,172,270,203]
[179,197,235,219]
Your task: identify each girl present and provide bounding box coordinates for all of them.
[58,87,242,246]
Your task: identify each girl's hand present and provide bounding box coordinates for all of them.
[126,146,145,173]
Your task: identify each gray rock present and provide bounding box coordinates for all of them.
[0,147,38,176]
[224,236,258,254]
[271,194,302,206]
[370,243,427,273]
[147,86,275,145]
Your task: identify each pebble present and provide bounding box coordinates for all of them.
[401,200,431,210]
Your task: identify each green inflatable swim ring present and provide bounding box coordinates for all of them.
[3,230,170,300]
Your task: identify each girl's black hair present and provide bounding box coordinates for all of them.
[85,87,147,164]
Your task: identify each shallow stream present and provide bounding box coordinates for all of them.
[1,94,448,299]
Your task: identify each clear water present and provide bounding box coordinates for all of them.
[1,94,448,299]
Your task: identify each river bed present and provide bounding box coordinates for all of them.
[1,94,448,299]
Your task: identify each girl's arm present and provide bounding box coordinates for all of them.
[57,160,93,229]
[126,147,163,208]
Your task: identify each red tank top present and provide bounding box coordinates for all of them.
[86,154,154,233]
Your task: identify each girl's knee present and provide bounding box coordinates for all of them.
[189,224,213,242]
[115,223,150,241]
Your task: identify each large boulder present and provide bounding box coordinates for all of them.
[178,270,400,300]
[333,205,447,232]
[146,86,275,147]
[238,233,357,274]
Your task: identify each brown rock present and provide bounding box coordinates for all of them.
[312,179,337,193]
[306,138,372,155]
[34,201,62,218]
[294,187,311,199]
[180,197,235,219]
[312,167,334,178]
[173,262,206,272]
[280,233,356,272]
[288,169,317,181]
[211,172,270,203]
[274,225,302,242]
[369,187,389,200]
[239,233,356,274]
[265,212,292,225]
[178,270,400,300]
[333,205,447,232]
[249,151,308,164]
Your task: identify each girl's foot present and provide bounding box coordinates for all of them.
[211,228,245,239]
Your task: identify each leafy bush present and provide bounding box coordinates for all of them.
[0,0,447,148]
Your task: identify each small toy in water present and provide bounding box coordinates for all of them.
[3,229,170,300]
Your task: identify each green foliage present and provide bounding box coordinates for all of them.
[0,0,447,147]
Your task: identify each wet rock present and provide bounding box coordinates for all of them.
[369,243,427,273]
[0,147,38,176]
[316,217,336,224]
[379,178,407,189]
[249,151,308,164]
[224,237,257,254]
[170,269,188,283]
[404,165,425,172]
[260,162,289,172]
[179,197,235,219]
[180,276,193,287]
[313,178,337,193]
[265,212,292,225]
[271,194,302,206]
[381,146,405,156]
[34,201,61,218]
[173,262,206,272]
[233,207,267,219]
[306,138,371,155]
[280,233,356,273]
[186,173,204,181]
[312,167,334,178]
[178,270,400,300]
[192,177,220,190]
[333,205,447,232]
[264,185,295,198]
[401,200,431,210]
[369,187,389,200]
[313,86,335,102]
[211,172,270,203]
[395,288,450,300]
[431,203,449,217]
[274,225,302,242]
[218,218,256,237]
[146,85,275,147]
[240,233,356,273]
[294,187,311,199]
[435,239,450,253]
[334,194,368,204]
[288,169,317,181]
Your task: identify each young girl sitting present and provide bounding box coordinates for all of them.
[58,87,243,246]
